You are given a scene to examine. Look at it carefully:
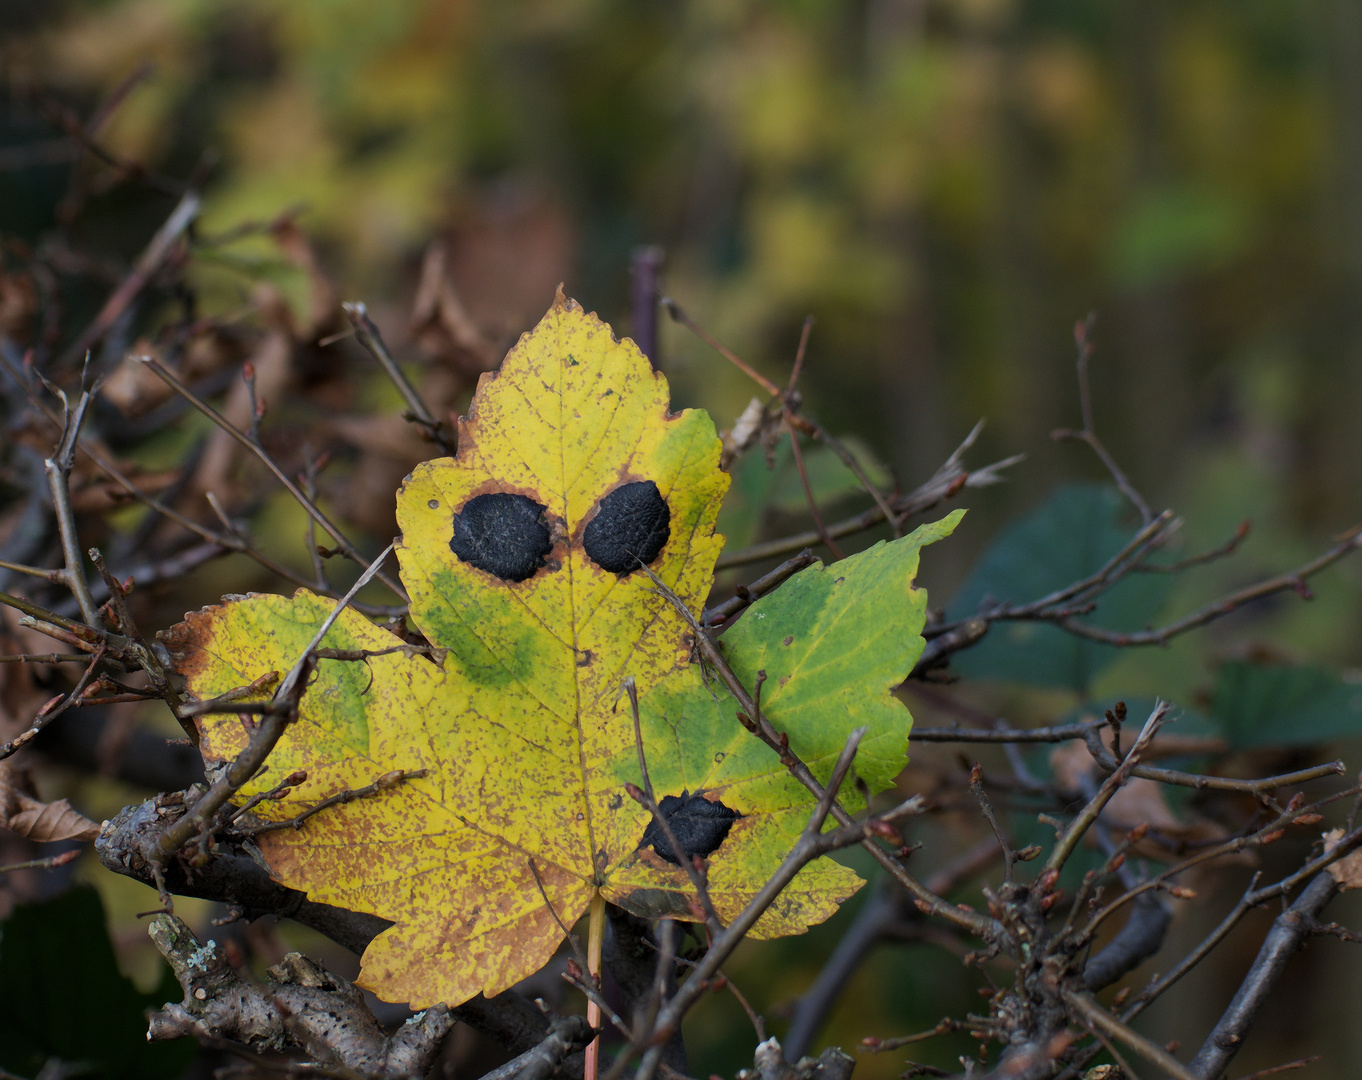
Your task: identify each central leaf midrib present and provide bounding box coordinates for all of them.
[558,319,600,883]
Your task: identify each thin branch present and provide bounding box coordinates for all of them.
[0,848,82,876]
[1049,529,1362,646]
[0,645,106,761]
[783,837,1002,1062]
[45,386,101,626]
[643,566,999,942]
[61,190,201,365]
[1045,704,1167,875]
[242,769,428,835]
[704,552,819,628]
[717,427,1020,570]
[662,297,782,397]
[630,246,664,361]
[1135,519,1251,573]
[343,301,454,453]
[1062,989,1197,1080]
[1051,313,1153,525]
[1232,1057,1321,1080]
[136,355,407,602]
[969,763,1016,883]
[786,424,845,559]
[0,347,389,609]
[634,730,886,1080]
[1188,872,1339,1078]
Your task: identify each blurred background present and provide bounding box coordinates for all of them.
[4,1,1362,1077]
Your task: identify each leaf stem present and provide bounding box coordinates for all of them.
[584,890,607,1080]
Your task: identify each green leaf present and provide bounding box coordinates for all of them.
[614,511,964,927]
[0,887,191,1080]
[946,484,1172,693]
[1212,661,1362,747]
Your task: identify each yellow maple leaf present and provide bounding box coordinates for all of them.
[167,292,950,1008]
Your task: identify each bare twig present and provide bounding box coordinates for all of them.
[634,729,894,1080]
[45,385,101,626]
[474,1015,595,1080]
[786,423,845,559]
[969,763,1017,884]
[242,769,428,835]
[1046,704,1167,875]
[147,914,457,1077]
[1051,313,1153,525]
[343,301,454,453]
[783,836,1003,1061]
[136,355,407,602]
[61,190,201,365]
[704,552,819,628]
[0,848,82,876]
[1050,530,1362,647]
[630,246,665,361]
[717,424,1020,570]
[1232,1057,1320,1080]
[0,645,106,761]
[1063,989,1197,1080]
[1188,872,1339,1078]
[662,297,782,397]
[643,566,999,942]
[0,347,393,610]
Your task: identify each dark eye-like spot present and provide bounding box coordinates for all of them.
[450,493,551,582]
[640,790,741,865]
[583,480,670,575]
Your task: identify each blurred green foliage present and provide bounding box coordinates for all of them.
[0,887,192,1080]
[6,0,1362,522]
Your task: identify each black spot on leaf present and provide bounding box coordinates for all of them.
[583,481,670,575]
[450,493,552,582]
[640,790,742,865]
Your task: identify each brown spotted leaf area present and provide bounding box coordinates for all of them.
[164,293,951,1008]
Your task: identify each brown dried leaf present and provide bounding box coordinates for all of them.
[0,765,100,843]
[1323,828,1362,890]
[410,241,499,376]
[7,795,100,843]
[0,268,37,342]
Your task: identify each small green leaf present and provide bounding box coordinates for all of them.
[617,511,963,934]
[947,484,1172,693]
[1212,661,1362,747]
